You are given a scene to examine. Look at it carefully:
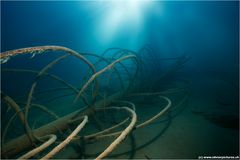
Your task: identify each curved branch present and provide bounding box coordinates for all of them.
[74,55,137,103]
[40,116,88,160]
[17,134,57,160]
[2,103,60,146]
[1,91,25,124]
[96,107,137,160]
[93,96,171,140]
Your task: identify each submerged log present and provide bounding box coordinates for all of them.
[2,92,124,158]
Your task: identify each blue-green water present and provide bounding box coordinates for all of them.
[1,1,239,159]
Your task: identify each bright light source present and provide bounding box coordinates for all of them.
[97,0,151,46]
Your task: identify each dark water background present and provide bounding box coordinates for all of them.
[1,1,239,86]
[1,0,239,159]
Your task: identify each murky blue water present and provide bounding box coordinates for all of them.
[1,1,239,159]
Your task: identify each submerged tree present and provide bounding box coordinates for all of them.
[1,45,190,159]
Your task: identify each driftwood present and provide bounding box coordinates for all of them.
[2,92,124,158]
[96,107,137,160]
[17,134,57,159]
[40,116,88,160]
[1,45,189,159]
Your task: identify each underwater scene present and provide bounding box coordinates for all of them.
[1,0,239,159]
